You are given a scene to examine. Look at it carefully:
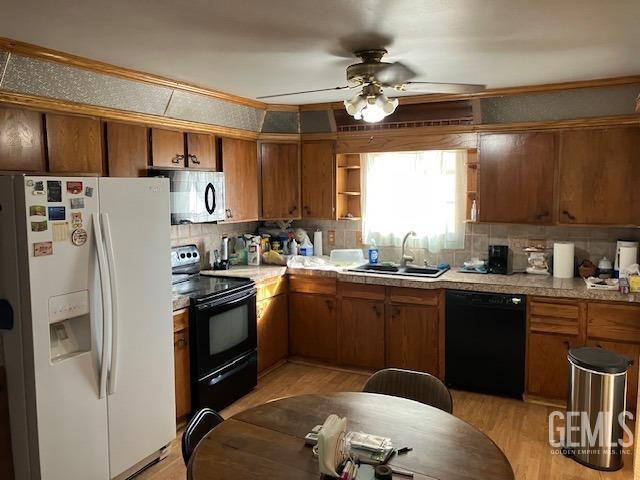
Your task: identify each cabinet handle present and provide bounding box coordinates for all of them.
[536,211,550,220]
[596,343,603,349]
[562,210,576,221]
[325,299,334,311]
[172,154,185,165]
[563,340,571,350]
[372,305,381,316]
[189,154,200,165]
[288,205,298,215]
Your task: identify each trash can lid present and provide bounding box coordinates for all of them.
[569,347,632,374]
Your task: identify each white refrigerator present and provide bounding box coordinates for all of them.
[0,176,176,480]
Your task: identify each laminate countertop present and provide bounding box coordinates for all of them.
[172,265,640,310]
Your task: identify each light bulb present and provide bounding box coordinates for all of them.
[361,103,386,123]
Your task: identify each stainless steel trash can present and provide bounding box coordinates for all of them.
[565,347,632,471]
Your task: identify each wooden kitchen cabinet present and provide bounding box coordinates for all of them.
[527,332,580,401]
[151,128,186,168]
[289,293,337,362]
[221,138,259,222]
[106,122,148,177]
[173,309,191,421]
[301,141,335,219]
[478,132,556,224]
[0,107,45,172]
[385,303,439,376]
[558,126,640,225]
[260,142,300,219]
[337,297,385,369]
[45,114,103,174]
[257,294,289,372]
[186,132,217,170]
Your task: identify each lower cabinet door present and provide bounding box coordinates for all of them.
[174,328,191,420]
[587,339,640,410]
[289,293,337,362]
[338,298,385,369]
[527,332,580,401]
[385,303,439,376]
[257,294,289,372]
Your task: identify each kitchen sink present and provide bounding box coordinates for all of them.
[348,264,449,278]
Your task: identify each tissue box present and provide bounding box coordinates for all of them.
[629,276,640,293]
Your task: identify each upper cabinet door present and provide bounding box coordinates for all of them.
[301,141,335,219]
[0,107,45,172]
[260,142,300,219]
[151,128,185,168]
[221,138,259,222]
[558,126,640,226]
[478,132,556,224]
[106,122,149,177]
[186,133,217,170]
[46,114,103,174]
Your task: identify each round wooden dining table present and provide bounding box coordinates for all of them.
[188,392,514,480]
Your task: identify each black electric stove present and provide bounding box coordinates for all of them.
[171,244,257,413]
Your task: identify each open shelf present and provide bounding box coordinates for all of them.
[336,153,362,220]
[465,149,478,221]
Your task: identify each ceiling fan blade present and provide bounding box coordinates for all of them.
[257,86,351,99]
[399,82,486,94]
[375,62,416,86]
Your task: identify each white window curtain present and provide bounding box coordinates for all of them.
[361,150,467,253]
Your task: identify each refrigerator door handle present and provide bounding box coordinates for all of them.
[102,213,120,396]
[93,213,111,399]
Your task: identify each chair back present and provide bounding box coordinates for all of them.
[363,368,453,413]
[182,408,224,465]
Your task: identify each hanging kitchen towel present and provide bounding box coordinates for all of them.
[553,242,575,279]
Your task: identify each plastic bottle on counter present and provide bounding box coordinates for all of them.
[290,238,298,256]
[368,239,379,264]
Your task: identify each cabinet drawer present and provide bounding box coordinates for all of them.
[529,297,581,335]
[338,282,385,301]
[173,308,189,333]
[587,302,640,343]
[289,275,336,295]
[387,287,439,306]
[257,276,287,301]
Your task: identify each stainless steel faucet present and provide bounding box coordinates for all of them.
[400,231,417,268]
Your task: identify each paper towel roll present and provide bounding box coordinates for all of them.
[553,242,575,279]
[618,246,638,277]
[313,230,323,257]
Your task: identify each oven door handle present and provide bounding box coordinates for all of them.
[205,357,251,387]
[195,288,256,311]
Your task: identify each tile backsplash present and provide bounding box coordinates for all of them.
[170,221,260,268]
[293,220,640,272]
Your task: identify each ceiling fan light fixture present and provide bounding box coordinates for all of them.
[360,102,386,123]
[344,93,366,116]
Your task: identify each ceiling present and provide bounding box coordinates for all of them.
[1,0,639,105]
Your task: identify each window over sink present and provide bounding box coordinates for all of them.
[361,150,467,252]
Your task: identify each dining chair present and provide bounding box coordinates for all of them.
[362,368,453,414]
[182,408,225,465]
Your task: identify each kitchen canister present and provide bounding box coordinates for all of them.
[553,242,575,278]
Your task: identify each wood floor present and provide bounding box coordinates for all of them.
[138,361,634,480]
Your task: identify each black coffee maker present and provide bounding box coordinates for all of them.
[488,245,510,274]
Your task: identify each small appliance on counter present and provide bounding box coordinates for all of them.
[172,244,257,412]
[488,245,511,274]
[614,240,639,278]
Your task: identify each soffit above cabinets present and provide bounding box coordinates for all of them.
[1,0,639,104]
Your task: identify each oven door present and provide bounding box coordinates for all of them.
[191,287,257,379]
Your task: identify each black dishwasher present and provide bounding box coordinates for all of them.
[445,290,526,398]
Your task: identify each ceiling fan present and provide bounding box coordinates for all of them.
[257,49,486,122]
